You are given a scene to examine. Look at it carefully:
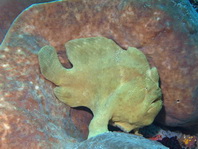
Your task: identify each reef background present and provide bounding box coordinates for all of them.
[0,0,198,148]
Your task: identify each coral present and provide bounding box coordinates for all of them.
[0,0,54,43]
[2,0,198,129]
[189,0,198,12]
[158,136,182,149]
[38,37,162,138]
[180,135,197,148]
[75,132,168,149]
[1,0,198,147]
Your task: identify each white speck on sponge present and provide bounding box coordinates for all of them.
[4,47,10,52]
[2,64,9,68]
[35,85,39,90]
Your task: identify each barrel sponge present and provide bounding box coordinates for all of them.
[38,37,162,139]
